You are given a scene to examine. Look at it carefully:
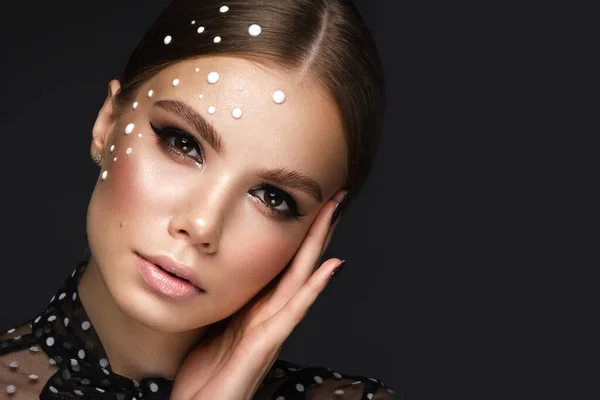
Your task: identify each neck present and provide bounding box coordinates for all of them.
[77,256,209,382]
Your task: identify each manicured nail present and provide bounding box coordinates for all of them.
[331,260,346,278]
[330,190,350,226]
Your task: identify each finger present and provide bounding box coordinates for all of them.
[268,257,343,342]
[270,190,347,301]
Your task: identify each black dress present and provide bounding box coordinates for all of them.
[1,259,397,399]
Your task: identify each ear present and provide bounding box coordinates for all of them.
[90,80,122,164]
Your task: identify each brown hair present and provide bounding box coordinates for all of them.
[115,0,386,208]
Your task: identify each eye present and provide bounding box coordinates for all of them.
[252,184,306,222]
[150,123,204,164]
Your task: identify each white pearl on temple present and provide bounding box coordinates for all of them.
[208,106,216,114]
[214,36,222,43]
[148,89,154,97]
[232,108,242,119]
[172,78,179,86]
[125,123,134,135]
[164,35,172,45]
[197,26,205,33]
[133,101,138,109]
[272,90,286,104]
[207,72,220,84]
[102,171,108,180]
[220,5,229,13]
[248,24,262,37]
[126,148,133,155]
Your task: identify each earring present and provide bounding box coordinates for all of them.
[93,153,102,164]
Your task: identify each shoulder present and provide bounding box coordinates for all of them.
[255,359,398,400]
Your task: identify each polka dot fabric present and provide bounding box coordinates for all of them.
[1,259,398,399]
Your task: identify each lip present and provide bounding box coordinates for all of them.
[135,252,205,291]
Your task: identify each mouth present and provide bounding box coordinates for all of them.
[156,265,191,282]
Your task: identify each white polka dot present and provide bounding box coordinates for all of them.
[34,316,41,323]
[333,372,342,378]
[49,386,58,393]
[191,20,196,25]
[7,328,15,333]
[133,101,138,109]
[172,78,179,86]
[296,383,305,392]
[276,397,285,400]
[126,147,133,155]
[352,381,362,385]
[64,317,69,326]
[334,389,345,395]
[13,335,21,340]
[78,349,86,359]
[47,315,57,322]
[368,377,378,382]
[71,359,79,367]
[96,388,105,393]
[125,123,134,135]
[46,337,55,346]
[388,389,397,394]
[248,24,262,36]
[50,295,55,303]
[101,171,108,180]
[29,374,39,380]
[148,89,154,97]
[220,5,229,12]
[208,106,216,114]
[59,292,66,300]
[6,385,16,394]
[99,358,109,368]
[150,382,159,392]
[102,368,110,375]
[314,376,323,383]
[164,35,172,45]
[367,393,374,399]
[74,389,84,395]
[207,71,220,84]
[232,108,243,119]
[81,321,91,330]
[49,358,56,365]
[197,26,205,33]
[213,36,222,43]
[9,361,18,368]
[72,292,77,301]
[272,90,286,104]
[29,345,39,352]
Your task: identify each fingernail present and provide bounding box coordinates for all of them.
[331,260,346,278]
[330,190,350,226]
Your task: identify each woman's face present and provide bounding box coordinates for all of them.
[86,55,347,332]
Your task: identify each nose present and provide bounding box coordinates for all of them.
[168,188,227,253]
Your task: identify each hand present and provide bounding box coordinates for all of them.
[170,190,350,400]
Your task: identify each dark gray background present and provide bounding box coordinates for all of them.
[0,1,526,398]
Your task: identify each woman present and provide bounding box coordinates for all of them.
[0,0,395,398]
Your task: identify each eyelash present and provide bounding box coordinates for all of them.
[149,122,306,222]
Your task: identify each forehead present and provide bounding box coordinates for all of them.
[141,56,347,195]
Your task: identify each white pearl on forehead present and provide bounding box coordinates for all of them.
[172,78,180,86]
[197,26,205,33]
[207,71,220,84]
[248,24,262,37]
[148,89,154,97]
[132,101,138,109]
[125,123,134,135]
[208,106,216,114]
[220,5,229,13]
[232,108,243,119]
[214,36,222,43]
[164,35,172,45]
[272,90,286,104]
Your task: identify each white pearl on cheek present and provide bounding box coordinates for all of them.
[113,157,117,162]
[148,89,154,97]
[125,147,133,155]
[125,123,134,135]
[248,24,262,37]
[172,78,180,86]
[208,106,216,114]
[272,90,286,104]
[195,67,200,72]
[207,72,220,84]
[110,145,115,152]
[199,94,204,99]
[101,171,108,180]
[232,108,243,119]
[132,101,138,109]
[138,133,143,137]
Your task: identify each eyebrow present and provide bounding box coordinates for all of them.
[154,99,324,203]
